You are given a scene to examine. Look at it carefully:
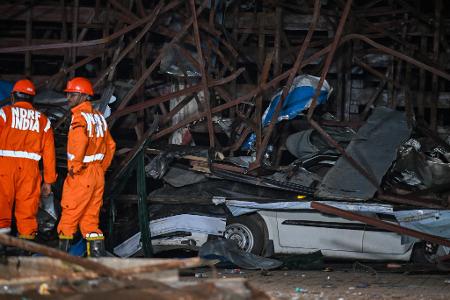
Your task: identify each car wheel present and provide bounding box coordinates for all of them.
[412,242,447,264]
[224,214,266,255]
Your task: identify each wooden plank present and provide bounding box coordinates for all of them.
[0,257,201,284]
[273,7,282,76]
[0,38,105,56]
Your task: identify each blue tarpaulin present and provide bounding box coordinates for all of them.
[242,75,332,150]
[0,80,13,103]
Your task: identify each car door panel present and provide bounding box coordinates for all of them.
[277,211,364,252]
[362,214,413,254]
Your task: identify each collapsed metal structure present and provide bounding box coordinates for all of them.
[1,0,450,255]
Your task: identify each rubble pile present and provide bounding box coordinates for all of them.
[1,1,450,291]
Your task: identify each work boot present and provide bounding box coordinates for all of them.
[58,234,73,252]
[86,233,106,258]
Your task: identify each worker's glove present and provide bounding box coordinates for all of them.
[41,183,52,197]
[69,164,87,177]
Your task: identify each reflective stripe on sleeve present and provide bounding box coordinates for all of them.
[44,119,51,132]
[0,108,6,123]
[67,152,75,161]
[0,150,41,161]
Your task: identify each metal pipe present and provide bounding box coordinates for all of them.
[108,0,209,128]
[360,69,389,120]
[309,119,383,192]
[93,1,164,88]
[25,1,32,76]
[149,32,450,143]
[255,52,274,152]
[71,0,79,77]
[307,0,353,119]
[0,2,176,54]
[377,193,445,209]
[108,0,139,22]
[430,0,442,130]
[109,67,244,120]
[342,34,450,81]
[40,49,107,89]
[190,0,215,147]
[252,0,321,169]
[160,94,196,125]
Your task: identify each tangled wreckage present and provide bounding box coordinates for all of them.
[1,0,450,272]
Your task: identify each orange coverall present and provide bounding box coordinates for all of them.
[57,101,115,238]
[0,101,57,237]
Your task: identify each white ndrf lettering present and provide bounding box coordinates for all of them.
[11,107,19,128]
[80,112,106,138]
[93,114,104,137]
[10,107,40,132]
[31,119,40,132]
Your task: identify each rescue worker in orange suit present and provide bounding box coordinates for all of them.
[57,77,115,257]
[0,79,56,253]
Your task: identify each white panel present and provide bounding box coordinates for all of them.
[276,211,364,252]
[363,230,413,254]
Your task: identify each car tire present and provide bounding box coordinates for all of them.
[412,242,447,265]
[412,242,432,264]
[224,214,267,255]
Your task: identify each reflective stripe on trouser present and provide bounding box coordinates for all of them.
[0,157,41,235]
[57,163,104,237]
[0,227,11,234]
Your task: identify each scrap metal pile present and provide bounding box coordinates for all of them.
[1,0,450,258]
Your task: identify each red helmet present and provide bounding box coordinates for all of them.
[64,77,94,96]
[12,79,36,96]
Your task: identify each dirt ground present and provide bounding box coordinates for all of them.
[186,263,450,300]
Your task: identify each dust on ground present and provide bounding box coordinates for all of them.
[185,262,450,300]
